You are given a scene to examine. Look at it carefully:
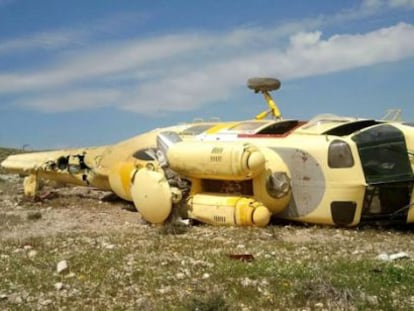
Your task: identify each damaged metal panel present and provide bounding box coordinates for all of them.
[272,147,325,218]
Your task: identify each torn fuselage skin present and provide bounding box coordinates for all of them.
[15,150,110,197]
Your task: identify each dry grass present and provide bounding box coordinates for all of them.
[1,216,414,310]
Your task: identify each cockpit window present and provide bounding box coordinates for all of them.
[257,120,301,135]
[132,148,157,161]
[324,120,380,136]
[301,114,354,130]
[352,124,413,184]
[181,124,215,135]
[228,121,269,131]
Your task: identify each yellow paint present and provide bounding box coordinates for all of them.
[263,91,281,118]
[236,199,253,226]
[205,122,236,134]
[23,174,38,197]
[119,161,135,195]
[255,91,282,120]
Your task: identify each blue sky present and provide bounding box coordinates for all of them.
[0,0,414,148]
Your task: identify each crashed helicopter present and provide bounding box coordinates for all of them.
[2,78,414,227]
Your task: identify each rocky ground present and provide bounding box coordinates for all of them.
[1,166,414,310]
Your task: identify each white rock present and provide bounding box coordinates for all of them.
[104,244,115,250]
[23,245,32,250]
[377,252,410,261]
[202,273,210,279]
[0,294,7,300]
[57,260,68,274]
[54,282,64,290]
[11,295,22,304]
[389,252,410,260]
[376,253,390,261]
[367,295,379,305]
[28,250,38,258]
[65,272,76,279]
[40,299,53,306]
[241,277,253,287]
[176,272,185,280]
[158,287,171,294]
[314,302,324,308]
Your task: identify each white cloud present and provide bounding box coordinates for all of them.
[0,12,147,55]
[389,0,414,7]
[17,89,123,112]
[0,35,209,92]
[362,0,385,8]
[0,29,88,54]
[1,0,414,116]
[6,22,413,116]
[362,0,414,8]
[120,23,414,114]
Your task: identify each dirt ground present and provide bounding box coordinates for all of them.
[1,172,414,310]
[2,171,414,255]
[0,174,146,240]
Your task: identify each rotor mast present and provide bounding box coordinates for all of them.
[247,78,282,120]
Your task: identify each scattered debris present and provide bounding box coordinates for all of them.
[34,191,59,202]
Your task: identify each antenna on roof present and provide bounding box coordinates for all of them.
[247,77,282,120]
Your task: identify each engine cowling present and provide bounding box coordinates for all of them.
[187,194,271,227]
[166,141,265,180]
[130,165,175,224]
